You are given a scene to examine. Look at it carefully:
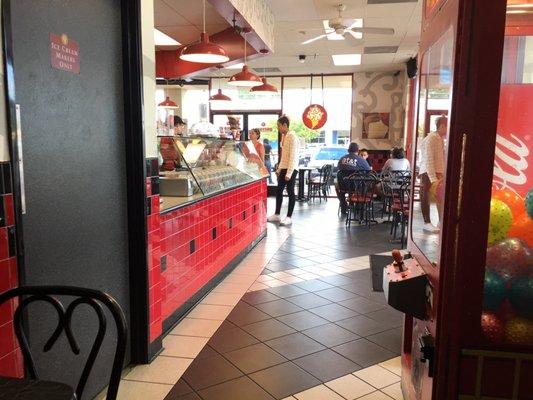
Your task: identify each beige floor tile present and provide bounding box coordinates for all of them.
[211,282,249,294]
[281,397,298,400]
[379,357,402,376]
[269,271,292,279]
[280,276,304,283]
[314,270,336,277]
[257,274,277,282]
[343,264,370,272]
[325,374,375,399]
[187,304,233,320]
[249,282,269,291]
[294,384,345,400]
[202,291,243,306]
[354,365,400,389]
[124,356,191,384]
[299,272,320,280]
[357,392,395,400]
[381,383,403,400]
[264,279,286,287]
[168,318,221,337]
[95,380,173,400]
[286,268,308,276]
[161,335,209,358]
[224,275,256,286]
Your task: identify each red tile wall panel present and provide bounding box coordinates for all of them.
[148,179,266,342]
[0,162,23,378]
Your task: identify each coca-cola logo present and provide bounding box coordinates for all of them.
[493,133,530,196]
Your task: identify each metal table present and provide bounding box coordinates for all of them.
[297,167,316,201]
[0,377,75,400]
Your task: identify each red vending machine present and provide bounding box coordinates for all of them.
[383,0,533,398]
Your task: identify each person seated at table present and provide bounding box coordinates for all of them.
[359,148,372,168]
[336,142,371,214]
[382,147,411,172]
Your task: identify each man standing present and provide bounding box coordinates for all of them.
[267,116,299,226]
[336,142,371,214]
[419,115,447,233]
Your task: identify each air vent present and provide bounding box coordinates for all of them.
[364,46,399,54]
[367,0,417,4]
[253,67,281,73]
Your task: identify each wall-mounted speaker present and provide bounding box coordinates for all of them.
[406,57,417,79]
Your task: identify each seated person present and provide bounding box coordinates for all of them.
[336,142,371,214]
[359,148,371,167]
[382,147,410,172]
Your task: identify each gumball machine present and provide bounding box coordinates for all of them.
[393,1,533,399]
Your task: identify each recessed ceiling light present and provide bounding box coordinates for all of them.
[154,29,181,46]
[332,54,362,66]
[226,63,245,70]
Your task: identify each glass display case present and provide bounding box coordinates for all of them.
[158,136,268,211]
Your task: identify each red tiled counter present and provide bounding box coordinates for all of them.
[0,162,23,378]
[146,171,267,352]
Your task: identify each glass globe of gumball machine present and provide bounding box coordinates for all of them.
[157,96,179,136]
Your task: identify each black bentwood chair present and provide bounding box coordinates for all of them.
[0,286,127,400]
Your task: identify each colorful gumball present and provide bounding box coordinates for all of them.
[526,188,533,219]
[507,212,533,248]
[483,269,507,311]
[488,199,513,245]
[509,275,533,319]
[492,188,525,217]
[504,316,533,345]
[486,238,533,282]
[481,312,505,343]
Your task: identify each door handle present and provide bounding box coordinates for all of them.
[15,104,26,214]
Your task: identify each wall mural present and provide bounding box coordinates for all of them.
[353,71,405,150]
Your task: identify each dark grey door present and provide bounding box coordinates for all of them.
[8,0,130,397]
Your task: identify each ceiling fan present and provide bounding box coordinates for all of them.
[302,4,395,46]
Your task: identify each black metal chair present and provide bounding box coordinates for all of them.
[390,180,412,248]
[0,286,127,400]
[345,171,379,227]
[308,164,333,202]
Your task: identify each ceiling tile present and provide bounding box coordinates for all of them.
[269,0,319,21]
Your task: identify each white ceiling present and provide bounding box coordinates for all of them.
[153,0,422,75]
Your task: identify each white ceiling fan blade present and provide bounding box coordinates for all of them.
[351,27,395,35]
[344,31,363,46]
[302,34,328,45]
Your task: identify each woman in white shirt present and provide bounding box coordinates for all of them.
[382,147,411,172]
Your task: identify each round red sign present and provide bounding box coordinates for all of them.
[302,104,328,130]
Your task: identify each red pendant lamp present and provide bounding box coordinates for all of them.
[228,29,262,87]
[209,65,232,102]
[158,96,178,108]
[179,0,229,64]
[250,49,278,93]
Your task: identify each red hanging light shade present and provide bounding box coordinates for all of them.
[180,32,229,64]
[179,0,229,64]
[228,29,262,87]
[228,65,262,87]
[209,89,232,101]
[158,96,178,108]
[250,77,278,92]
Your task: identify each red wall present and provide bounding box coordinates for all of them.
[147,178,266,343]
[0,162,23,378]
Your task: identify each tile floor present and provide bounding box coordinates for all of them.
[97,199,405,400]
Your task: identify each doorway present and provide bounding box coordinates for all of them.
[2,0,145,397]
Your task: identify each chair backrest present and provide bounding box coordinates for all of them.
[347,171,378,200]
[321,164,333,184]
[0,286,127,400]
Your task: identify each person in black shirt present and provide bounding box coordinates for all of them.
[336,142,371,214]
[263,138,273,184]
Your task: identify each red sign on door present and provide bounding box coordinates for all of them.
[50,33,80,74]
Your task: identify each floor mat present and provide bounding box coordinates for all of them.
[369,254,393,292]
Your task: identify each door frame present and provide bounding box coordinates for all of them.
[1,0,150,364]
[406,0,508,399]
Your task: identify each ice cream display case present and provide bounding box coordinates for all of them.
[158,136,268,211]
